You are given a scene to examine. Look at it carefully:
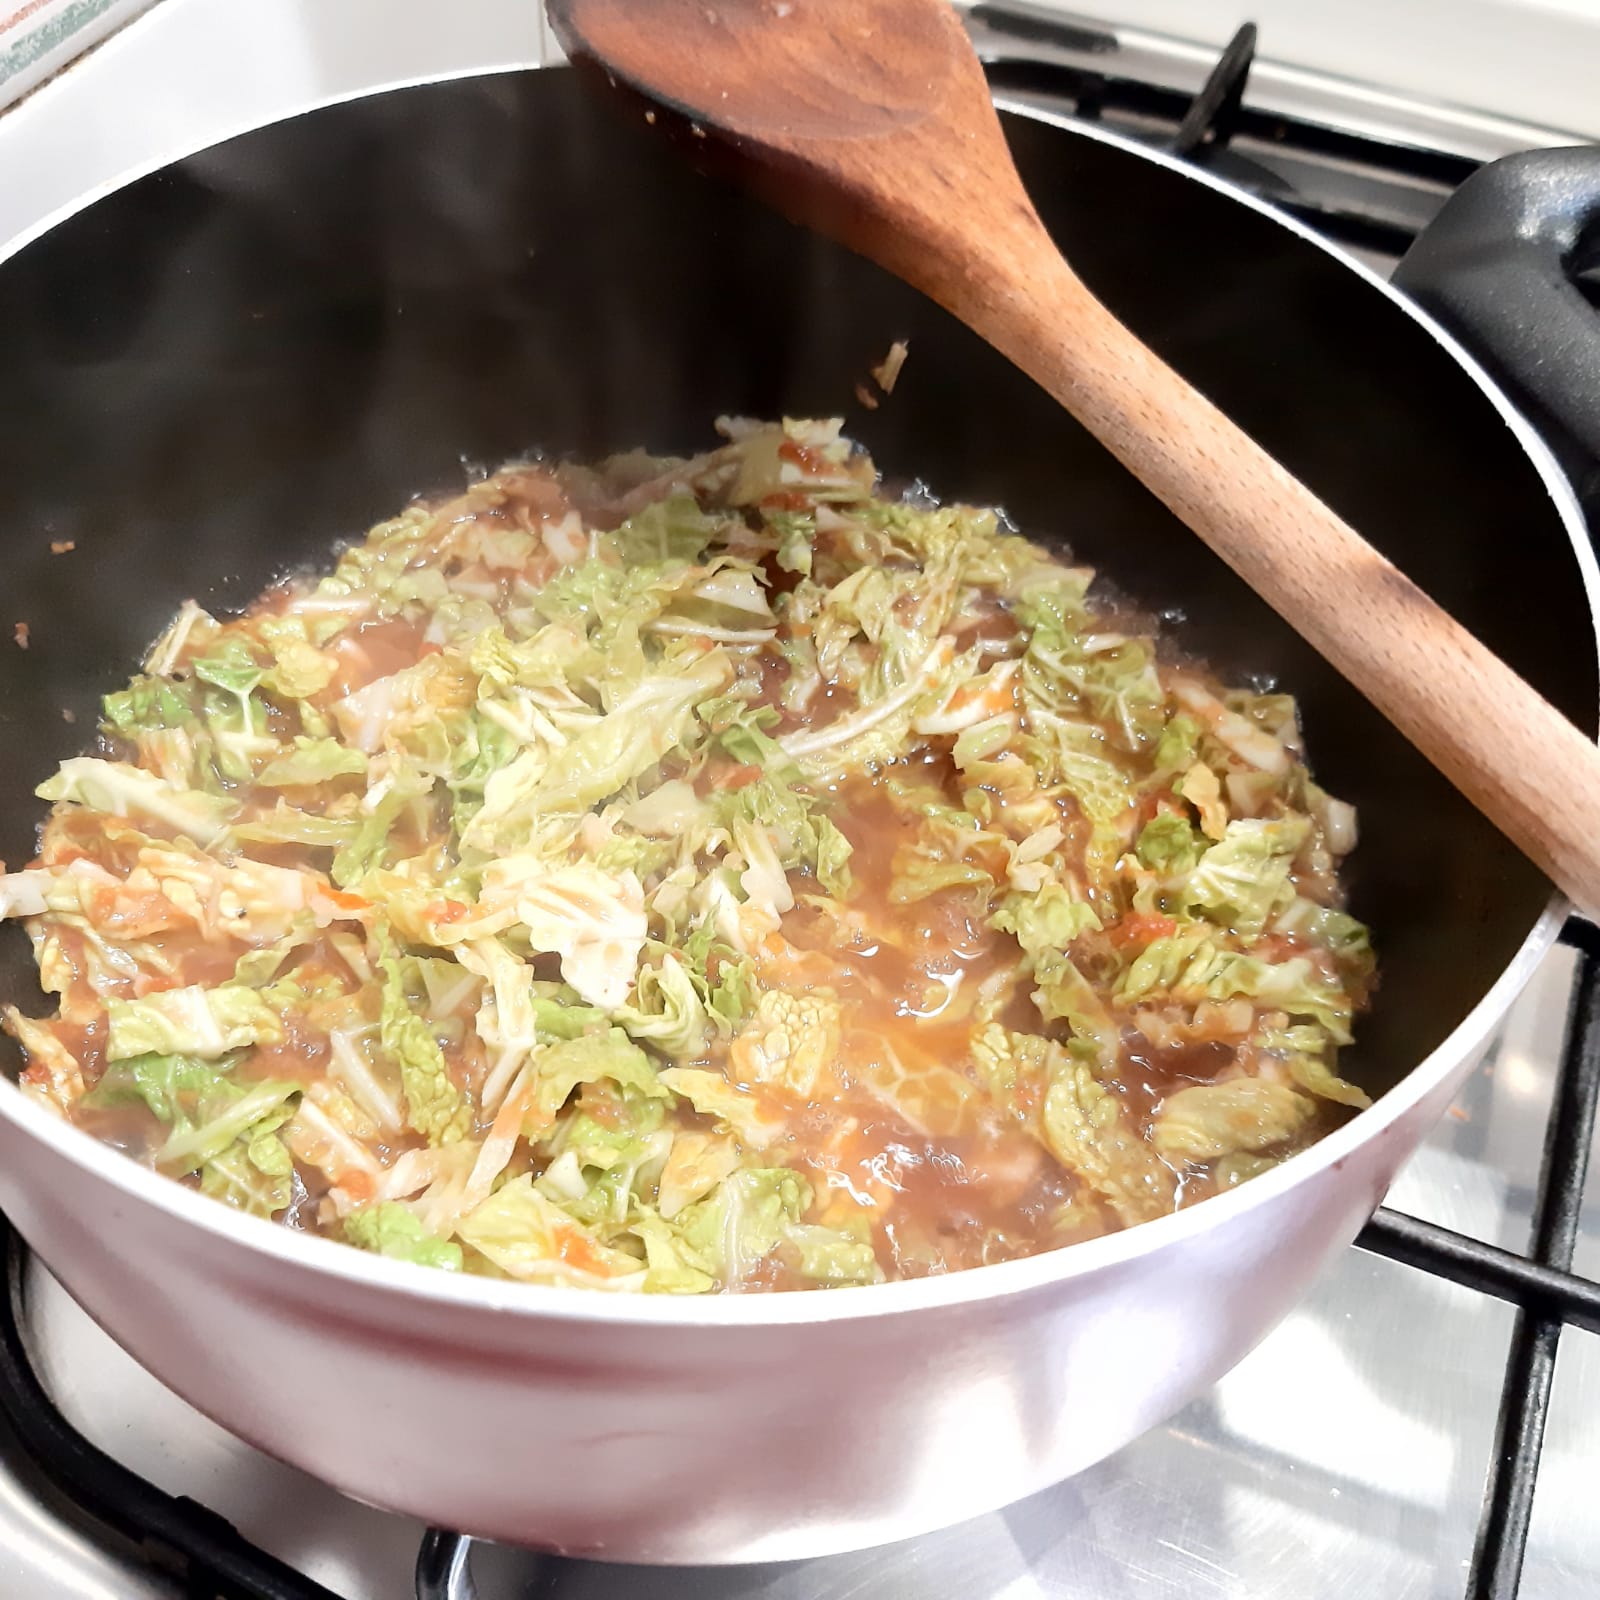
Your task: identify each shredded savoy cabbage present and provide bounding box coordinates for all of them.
[0,418,1374,1291]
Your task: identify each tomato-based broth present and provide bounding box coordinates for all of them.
[0,419,1373,1291]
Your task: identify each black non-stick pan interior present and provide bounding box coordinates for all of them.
[0,68,1591,1099]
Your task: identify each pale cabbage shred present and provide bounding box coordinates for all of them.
[0,417,1374,1292]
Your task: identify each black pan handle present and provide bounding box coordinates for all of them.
[1394,147,1600,501]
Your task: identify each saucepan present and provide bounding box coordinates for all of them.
[0,64,1596,1563]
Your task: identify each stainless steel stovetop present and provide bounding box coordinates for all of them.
[1,4,1597,1597]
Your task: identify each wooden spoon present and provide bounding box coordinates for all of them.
[547,0,1600,914]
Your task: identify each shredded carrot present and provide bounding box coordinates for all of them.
[1108,914,1179,948]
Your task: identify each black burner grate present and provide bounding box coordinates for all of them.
[971,4,1479,263]
[0,19,1594,1600]
[0,1211,344,1600]
[1357,916,1600,1598]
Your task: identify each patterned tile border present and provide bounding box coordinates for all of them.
[0,0,162,112]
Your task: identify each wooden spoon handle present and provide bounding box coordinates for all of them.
[953,218,1600,913]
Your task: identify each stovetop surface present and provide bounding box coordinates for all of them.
[1,4,1598,1598]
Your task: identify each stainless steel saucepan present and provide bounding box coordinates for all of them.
[0,65,1595,1563]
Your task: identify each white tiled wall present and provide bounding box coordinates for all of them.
[0,0,547,255]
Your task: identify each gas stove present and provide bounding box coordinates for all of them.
[1,3,1597,1597]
